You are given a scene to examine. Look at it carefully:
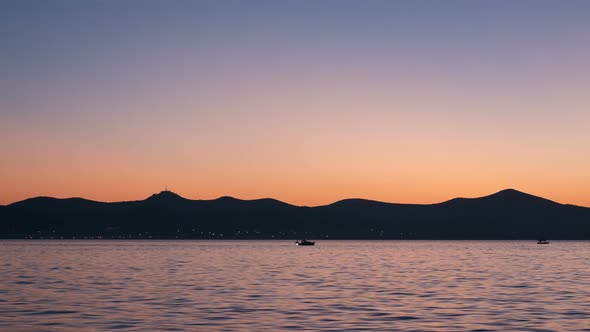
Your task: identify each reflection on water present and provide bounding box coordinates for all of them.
[1,240,590,331]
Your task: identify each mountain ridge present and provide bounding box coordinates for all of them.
[5,188,579,208]
[2,188,589,239]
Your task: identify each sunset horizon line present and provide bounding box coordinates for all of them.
[4,187,587,209]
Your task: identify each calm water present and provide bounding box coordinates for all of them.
[1,241,590,331]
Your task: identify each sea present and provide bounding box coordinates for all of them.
[1,240,589,331]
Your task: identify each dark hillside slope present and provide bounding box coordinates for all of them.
[1,189,589,239]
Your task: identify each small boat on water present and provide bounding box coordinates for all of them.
[537,239,550,244]
[295,239,315,246]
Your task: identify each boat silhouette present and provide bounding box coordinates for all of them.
[295,239,315,246]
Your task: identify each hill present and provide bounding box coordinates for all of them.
[1,189,589,239]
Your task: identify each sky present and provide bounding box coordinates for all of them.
[1,0,589,207]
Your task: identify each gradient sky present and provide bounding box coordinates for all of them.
[1,0,589,206]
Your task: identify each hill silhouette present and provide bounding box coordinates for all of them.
[1,189,589,239]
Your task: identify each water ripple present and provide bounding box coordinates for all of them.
[1,240,590,331]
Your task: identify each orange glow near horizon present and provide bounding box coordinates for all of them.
[2,83,589,207]
[1,84,589,207]
[1,167,589,207]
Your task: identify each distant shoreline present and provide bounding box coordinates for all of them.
[0,238,587,241]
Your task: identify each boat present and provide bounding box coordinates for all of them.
[537,239,550,244]
[295,239,315,246]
